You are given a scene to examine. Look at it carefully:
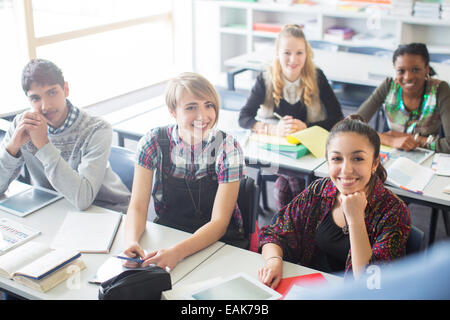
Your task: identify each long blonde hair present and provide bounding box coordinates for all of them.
[271,25,320,116]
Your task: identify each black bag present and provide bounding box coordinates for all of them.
[98,265,172,300]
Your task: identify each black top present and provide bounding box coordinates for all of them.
[238,68,343,131]
[313,211,350,273]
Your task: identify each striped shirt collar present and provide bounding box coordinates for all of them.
[48,100,79,134]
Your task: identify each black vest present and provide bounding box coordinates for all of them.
[154,126,247,248]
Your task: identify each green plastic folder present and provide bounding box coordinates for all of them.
[259,143,310,159]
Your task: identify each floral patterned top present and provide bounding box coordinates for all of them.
[258,177,411,277]
[383,78,441,135]
[357,77,450,153]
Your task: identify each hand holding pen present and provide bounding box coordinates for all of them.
[273,112,307,135]
[114,255,145,265]
[121,241,146,268]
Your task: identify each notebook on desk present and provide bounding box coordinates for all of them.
[386,157,435,194]
[50,211,122,253]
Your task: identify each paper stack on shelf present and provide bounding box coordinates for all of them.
[302,19,320,40]
[442,0,450,19]
[390,0,414,16]
[413,1,441,19]
[324,26,355,41]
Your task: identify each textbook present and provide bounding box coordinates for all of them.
[388,147,434,165]
[259,143,310,159]
[286,126,329,158]
[0,217,41,255]
[386,157,435,194]
[251,126,329,158]
[51,211,122,253]
[275,273,327,299]
[0,241,85,293]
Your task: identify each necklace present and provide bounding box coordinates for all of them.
[185,178,202,217]
[342,212,349,235]
[335,196,349,235]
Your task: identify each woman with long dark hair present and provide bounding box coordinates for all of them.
[257,115,411,287]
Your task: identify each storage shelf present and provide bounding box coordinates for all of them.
[194,0,450,77]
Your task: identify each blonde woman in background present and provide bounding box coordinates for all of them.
[238,24,343,210]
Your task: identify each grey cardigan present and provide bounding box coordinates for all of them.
[0,108,131,213]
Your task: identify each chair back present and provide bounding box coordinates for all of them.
[217,88,248,111]
[109,146,135,191]
[406,225,425,255]
[237,176,259,239]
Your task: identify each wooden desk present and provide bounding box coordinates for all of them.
[163,244,342,300]
[0,197,225,300]
[224,48,450,89]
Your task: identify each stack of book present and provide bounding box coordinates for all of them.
[442,0,450,19]
[250,125,329,159]
[324,26,355,41]
[0,241,85,293]
[390,0,414,16]
[259,143,310,159]
[413,1,441,19]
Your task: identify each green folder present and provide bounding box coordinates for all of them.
[259,143,310,159]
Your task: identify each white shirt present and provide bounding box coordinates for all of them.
[283,76,301,105]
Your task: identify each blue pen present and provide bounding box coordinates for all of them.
[114,255,144,264]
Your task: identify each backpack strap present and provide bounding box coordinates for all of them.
[156,126,170,170]
[207,130,227,173]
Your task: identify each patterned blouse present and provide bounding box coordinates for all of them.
[259,177,411,277]
[136,124,245,231]
[357,77,450,153]
[384,78,441,136]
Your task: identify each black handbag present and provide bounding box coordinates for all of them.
[98,265,172,300]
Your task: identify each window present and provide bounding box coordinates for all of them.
[1,0,175,111]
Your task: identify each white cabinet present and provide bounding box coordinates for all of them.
[193,0,450,79]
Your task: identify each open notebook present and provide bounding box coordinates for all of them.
[386,157,435,194]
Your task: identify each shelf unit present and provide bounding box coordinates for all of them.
[193,0,450,81]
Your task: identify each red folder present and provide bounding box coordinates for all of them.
[275,273,327,299]
[252,23,284,33]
